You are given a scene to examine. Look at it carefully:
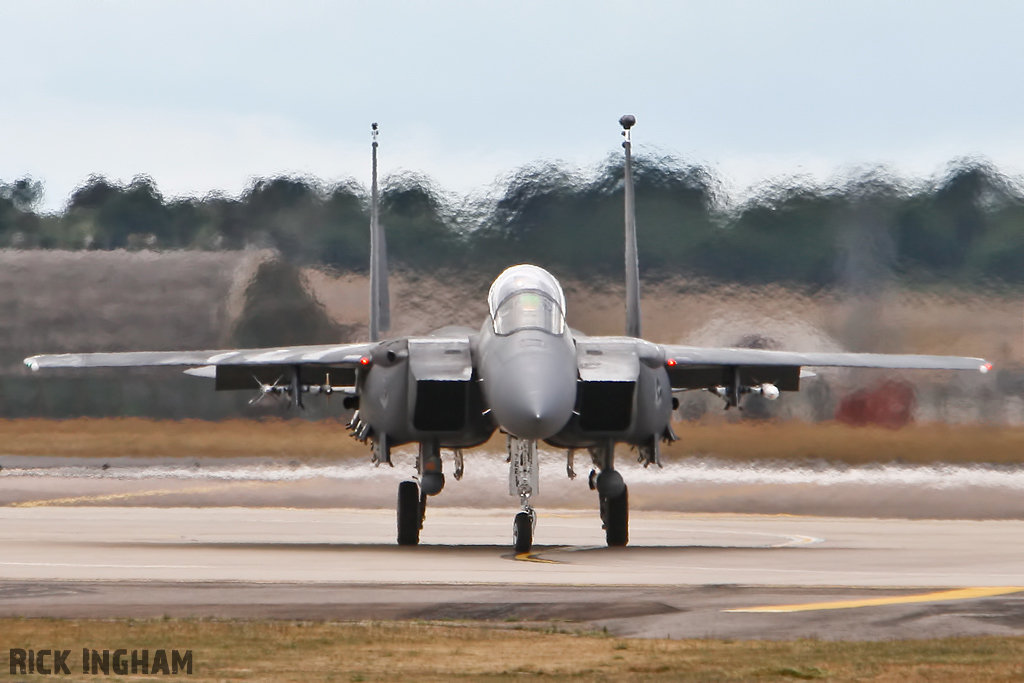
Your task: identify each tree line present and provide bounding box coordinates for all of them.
[3,154,1024,287]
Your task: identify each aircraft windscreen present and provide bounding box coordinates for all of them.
[488,265,566,335]
[492,291,564,335]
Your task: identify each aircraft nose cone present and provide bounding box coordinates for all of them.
[488,353,577,441]
[503,388,574,440]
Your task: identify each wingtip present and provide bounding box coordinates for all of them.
[980,361,994,374]
[24,357,39,372]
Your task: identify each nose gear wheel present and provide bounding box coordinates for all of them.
[513,510,534,553]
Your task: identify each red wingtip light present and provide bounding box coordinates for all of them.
[359,356,371,366]
[981,362,993,373]
[666,358,677,367]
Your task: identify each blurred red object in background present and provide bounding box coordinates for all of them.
[835,380,916,429]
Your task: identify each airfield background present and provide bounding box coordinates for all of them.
[0,158,1019,421]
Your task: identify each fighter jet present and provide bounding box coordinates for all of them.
[24,117,992,552]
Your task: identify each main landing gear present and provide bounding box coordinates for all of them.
[600,484,629,547]
[396,440,445,546]
[588,442,629,547]
[396,480,425,546]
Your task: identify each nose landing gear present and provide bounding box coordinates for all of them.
[513,508,536,553]
[508,436,539,552]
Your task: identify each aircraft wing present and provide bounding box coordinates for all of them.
[658,344,990,395]
[24,342,378,371]
[661,345,991,373]
[651,344,987,397]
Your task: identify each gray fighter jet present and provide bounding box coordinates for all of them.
[25,117,991,552]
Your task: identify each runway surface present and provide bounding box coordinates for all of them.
[4,456,1024,639]
[2,506,1024,639]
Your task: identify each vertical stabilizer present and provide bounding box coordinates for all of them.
[621,114,641,338]
[369,122,391,342]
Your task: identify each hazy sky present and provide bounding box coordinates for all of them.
[2,1,1023,209]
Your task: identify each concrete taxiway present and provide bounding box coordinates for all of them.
[5,455,1024,640]
[2,506,1024,587]
[2,506,1024,639]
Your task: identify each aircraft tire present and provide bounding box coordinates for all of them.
[513,512,533,553]
[397,481,421,546]
[604,485,629,547]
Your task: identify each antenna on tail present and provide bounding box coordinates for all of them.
[369,122,391,342]
[621,114,641,338]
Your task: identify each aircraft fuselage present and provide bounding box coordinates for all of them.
[476,321,577,441]
[356,264,674,455]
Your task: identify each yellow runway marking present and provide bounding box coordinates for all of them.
[725,586,1024,613]
[8,482,262,508]
[514,551,562,564]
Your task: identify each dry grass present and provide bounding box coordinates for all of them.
[2,618,1024,682]
[1,418,1024,465]
[0,418,371,460]
[663,421,1024,465]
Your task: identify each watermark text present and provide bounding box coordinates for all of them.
[10,648,192,675]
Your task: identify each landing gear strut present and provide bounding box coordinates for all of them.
[508,436,538,552]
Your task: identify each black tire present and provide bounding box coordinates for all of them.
[604,485,629,547]
[513,512,533,553]
[397,481,421,546]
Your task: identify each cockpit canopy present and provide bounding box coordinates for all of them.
[487,265,567,336]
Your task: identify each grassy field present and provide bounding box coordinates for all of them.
[1,418,1023,465]
[0,418,366,461]
[2,618,1024,682]
[661,421,1024,465]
